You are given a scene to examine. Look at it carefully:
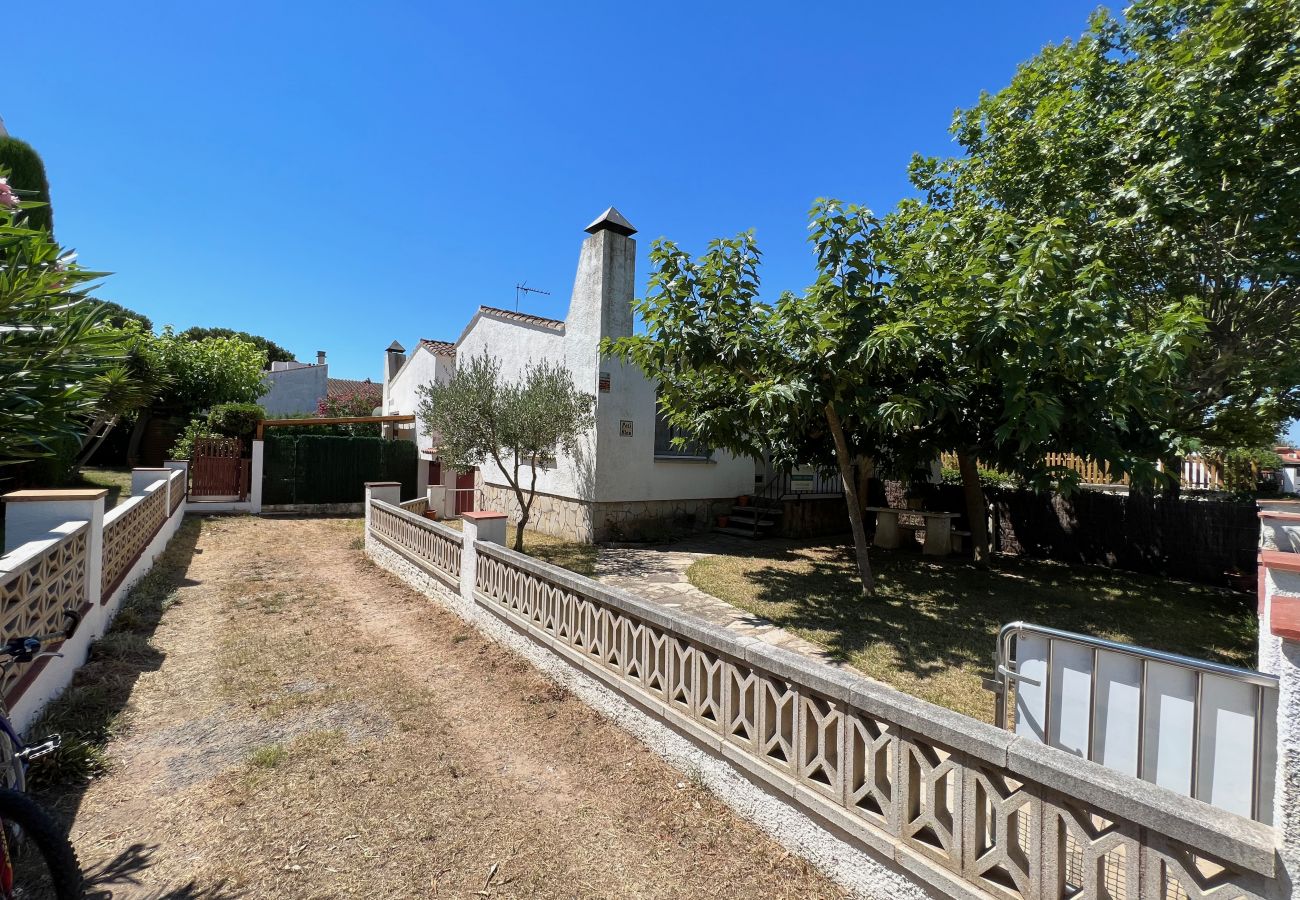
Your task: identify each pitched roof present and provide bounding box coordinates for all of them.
[478,305,565,331]
[419,338,457,356]
[327,378,381,401]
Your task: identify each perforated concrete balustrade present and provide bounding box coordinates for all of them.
[101,481,169,598]
[369,501,461,588]
[369,496,1282,900]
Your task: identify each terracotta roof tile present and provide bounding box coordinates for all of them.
[478,305,565,331]
[327,378,381,401]
[419,339,457,356]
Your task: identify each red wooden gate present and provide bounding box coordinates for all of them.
[190,437,248,499]
[454,468,476,515]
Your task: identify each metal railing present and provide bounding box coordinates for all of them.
[753,468,843,501]
[992,621,1278,823]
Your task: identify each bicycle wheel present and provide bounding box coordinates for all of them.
[0,789,82,899]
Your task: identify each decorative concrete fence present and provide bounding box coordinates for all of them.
[365,485,1289,900]
[0,463,188,731]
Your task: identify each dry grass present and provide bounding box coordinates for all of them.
[75,467,134,509]
[59,516,846,899]
[688,541,1257,723]
[438,518,599,577]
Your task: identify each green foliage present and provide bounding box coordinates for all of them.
[0,137,52,233]
[603,200,889,591]
[207,402,265,437]
[140,326,268,414]
[416,352,594,550]
[95,299,153,332]
[0,183,127,466]
[180,326,295,364]
[169,418,215,460]
[940,466,1021,491]
[1219,447,1285,493]
[916,0,1300,452]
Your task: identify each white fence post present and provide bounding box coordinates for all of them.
[1258,501,1300,882]
[458,511,506,602]
[250,440,265,514]
[164,459,189,504]
[2,490,106,610]
[364,482,401,533]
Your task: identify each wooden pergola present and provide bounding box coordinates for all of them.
[254,415,416,440]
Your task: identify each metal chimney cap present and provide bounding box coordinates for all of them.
[386,340,405,353]
[584,207,636,237]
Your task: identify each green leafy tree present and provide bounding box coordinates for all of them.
[916,0,1300,462]
[871,202,1204,563]
[0,182,124,467]
[605,201,890,594]
[126,328,268,463]
[0,137,53,233]
[416,353,595,552]
[180,326,295,364]
[94,299,153,332]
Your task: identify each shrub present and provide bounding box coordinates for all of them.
[207,402,264,438]
[169,418,215,460]
[0,137,52,232]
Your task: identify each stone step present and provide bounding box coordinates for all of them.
[713,525,771,539]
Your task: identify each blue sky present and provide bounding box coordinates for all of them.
[11,1,1295,441]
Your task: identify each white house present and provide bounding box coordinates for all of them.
[261,350,382,417]
[381,208,758,541]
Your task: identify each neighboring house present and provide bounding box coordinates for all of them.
[1279,446,1300,494]
[260,350,381,416]
[382,207,758,541]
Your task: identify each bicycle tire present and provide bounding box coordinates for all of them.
[0,788,82,899]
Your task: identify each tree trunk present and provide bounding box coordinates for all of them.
[71,415,119,474]
[1162,454,1184,499]
[824,403,875,595]
[514,501,529,552]
[126,410,151,467]
[956,450,991,567]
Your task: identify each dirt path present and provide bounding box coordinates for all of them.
[62,516,846,899]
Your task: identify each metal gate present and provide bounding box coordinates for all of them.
[454,468,476,515]
[991,621,1278,823]
[190,437,248,499]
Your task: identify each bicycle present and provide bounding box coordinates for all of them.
[0,611,86,898]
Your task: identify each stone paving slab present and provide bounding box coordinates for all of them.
[595,536,848,669]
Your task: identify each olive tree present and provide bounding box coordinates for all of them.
[416,352,595,552]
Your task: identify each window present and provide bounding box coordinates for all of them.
[653,406,711,459]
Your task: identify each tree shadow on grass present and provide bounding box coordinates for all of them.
[692,537,1257,715]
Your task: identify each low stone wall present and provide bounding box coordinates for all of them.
[591,497,733,542]
[478,484,735,543]
[479,483,594,542]
[366,491,1282,900]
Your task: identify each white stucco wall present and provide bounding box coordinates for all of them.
[383,214,756,513]
[260,364,328,416]
[385,345,455,481]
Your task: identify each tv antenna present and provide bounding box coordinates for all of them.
[515,281,551,311]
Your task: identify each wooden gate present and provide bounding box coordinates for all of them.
[454,468,476,514]
[191,437,248,499]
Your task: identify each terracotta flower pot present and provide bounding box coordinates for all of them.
[736,495,750,507]
[423,510,440,521]
[717,515,730,528]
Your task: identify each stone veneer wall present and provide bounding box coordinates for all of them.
[479,483,595,542]
[478,484,734,543]
[591,497,733,542]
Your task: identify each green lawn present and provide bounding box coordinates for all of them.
[687,541,1257,723]
[76,467,134,509]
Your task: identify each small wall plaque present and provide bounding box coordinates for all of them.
[619,420,633,437]
[599,372,611,393]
